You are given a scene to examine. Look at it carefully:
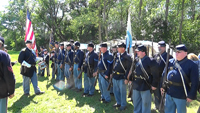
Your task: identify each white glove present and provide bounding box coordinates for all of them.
[22,61,31,68]
[36,57,43,62]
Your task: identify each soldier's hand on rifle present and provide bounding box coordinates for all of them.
[160,88,165,95]
[124,80,128,85]
[105,75,108,79]
[129,81,132,84]
[60,64,63,69]
[93,72,97,77]
[186,98,193,103]
[69,67,73,71]
[78,68,80,71]
[151,86,157,90]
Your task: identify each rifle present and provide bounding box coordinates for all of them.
[94,50,101,87]
[159,40,171,111]
[127,44,137,98]
[151,38,154,57]
[77,51,86,79]
[107,52,117,91]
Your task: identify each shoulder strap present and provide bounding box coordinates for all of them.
[102,54,107,70]
[160,54,166,64]
[174,61,190,85]
[119,55,126,73]
[138,58,149,79]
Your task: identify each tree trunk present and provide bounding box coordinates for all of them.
[191,0,195,21]
[103,0,108,41]
[139,0,142,18]
[165,0,169,22]
[179,0,185,44]
[98,0,102,43]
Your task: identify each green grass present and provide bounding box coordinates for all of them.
[7,51,200,113]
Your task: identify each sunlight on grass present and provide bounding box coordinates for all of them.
[6,51,200,113]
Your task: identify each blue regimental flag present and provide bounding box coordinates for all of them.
[49,31,54,51]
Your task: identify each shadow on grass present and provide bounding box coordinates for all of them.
[55,88,133,113]
[8,95,37,113]
[15,82,22,89]
[37,76,49,82]
[46,79,57,90]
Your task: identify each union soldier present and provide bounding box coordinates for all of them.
[153,41,173,111]
[64,42,74,89]
[54,41,60,81]
[82,42,98,96]
[58,42,65,81]
[37,46,44,75]
[41,49,50,77]
[70,39,75,51]
[161,44,199,113]
[129,45,159,113]
[18,40,44,96]
[50,51,56,79]
[73,41,84,92]
[112,42,132,111]
[0,37,15,112]
[94,43,113,103]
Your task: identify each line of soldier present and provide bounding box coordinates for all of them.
[37,39,199,112]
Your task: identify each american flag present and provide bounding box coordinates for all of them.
[25,9,38,56]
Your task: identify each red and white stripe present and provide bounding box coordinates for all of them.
[25,12,38,56]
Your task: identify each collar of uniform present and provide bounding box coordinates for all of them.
[161,51,167,57]
[26,47,32,51]
[89,50,94,55]
[141,55,148,61]
[177,56,188,64]
[103,51,109,56]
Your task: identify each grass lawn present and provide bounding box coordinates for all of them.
[7,51,200,113]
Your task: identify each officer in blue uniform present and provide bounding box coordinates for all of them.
[129,45,159,113]
[112,42,132,111]
[0,37,15,113]
[54,41,60,81]
[50,51,56,79]
[18,40,44,96]
[161,44,199,113]
[58,42,65,81]
[73,41,84,92]
[94,43,113,103]
[82,42,98,96]
[41,49,49,77]
[64,42,74,88]
[153,41,173,110]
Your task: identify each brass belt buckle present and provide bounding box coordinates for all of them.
[117,72,120,75]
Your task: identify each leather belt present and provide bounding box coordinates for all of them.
[165,80,183,86]
[113,71,125,75]
[99,70,106,73]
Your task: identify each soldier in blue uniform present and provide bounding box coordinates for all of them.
[82,42,98,96]
[18,40,44,96]
[41,49,49,77]
[153,41,173,111]
[73,41,84,92]
[37,46,44,75]
[161,44,199,113]
[112,42,132,111]
[64,42,74,89]
[54,41,60,81]
[0,37,15,113]
[94,43,113,103]
[129,45,159,113]
[50,51,56,80]
[70,39,75,51]
[58,42,65,81]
